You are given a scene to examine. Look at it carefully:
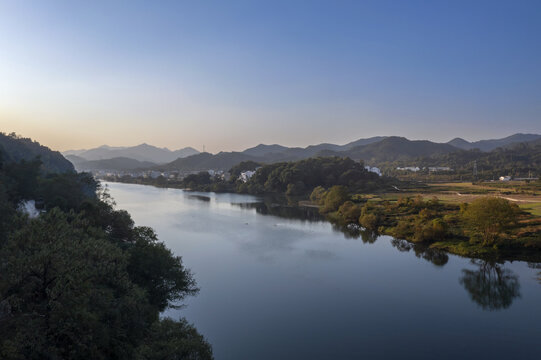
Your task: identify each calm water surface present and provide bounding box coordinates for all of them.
[106,182,541,360]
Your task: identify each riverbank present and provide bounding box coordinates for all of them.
[102,176,541,261]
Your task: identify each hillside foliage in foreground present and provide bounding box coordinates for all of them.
[0,147,212,359]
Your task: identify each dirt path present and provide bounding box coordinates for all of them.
[455,192,540,203]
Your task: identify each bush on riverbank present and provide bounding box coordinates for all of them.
[309,182,541,255]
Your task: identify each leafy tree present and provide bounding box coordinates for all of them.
[184,172,212,188]
[461,197,520,245]
[127,227,198,311]
[322,185,349,213]
[285,181,306,196]
[309,186,327,205]
[0,210,150,359]
[38,172,98,211]
[3,158,41,203]
[337,201,362,223]
[136,318,213,360]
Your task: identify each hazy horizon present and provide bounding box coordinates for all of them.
[2,1,540,152]
[54,131,538,155]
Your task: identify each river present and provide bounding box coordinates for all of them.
[105,182,541,360]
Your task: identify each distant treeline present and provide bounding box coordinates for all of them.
[110,157,394,196]
[382,140,541,180]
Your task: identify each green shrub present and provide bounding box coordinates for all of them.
[337,201,362,223]
[321,185,349,213]
[461,197,520,245]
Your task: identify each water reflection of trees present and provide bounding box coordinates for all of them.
[390,239,449,266]
[233,202,325,222]
[331,224,378,243]
[232,201,540,293]
[527,262,541,284]
[459,260,521,311]
[187,194,211,202]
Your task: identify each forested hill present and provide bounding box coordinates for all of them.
[384,138,541,179]
[0,132,74,173]
[238,157,390,195]
[0,140,212,358]
[157,151,261,171]
[447,133,541,151]
[156,137,460,172]
[335,136,459,162]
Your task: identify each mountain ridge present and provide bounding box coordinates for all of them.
[0,132,74,173]
[65,133,540,173]
[446,133,541,151]
[66,156,157,172]
[64,144,199,163]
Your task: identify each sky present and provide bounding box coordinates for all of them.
[1,0,540,153]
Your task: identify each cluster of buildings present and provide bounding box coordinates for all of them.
[396,166,421,172]
[239,170,256,182]
[364,166,382,176]
[95,165,383,182]
[498,176,539,182]
[396,166,452,172]
[93,168,260,183]
[92,169,228,180]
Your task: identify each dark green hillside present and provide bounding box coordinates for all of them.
[0,143,212,359]
[385,139,541,180]
[242,144,289,157]
[344,137,459,163]
[0,132,74,173]
[447,137,474,150]
[447,133,541,152]
[158,151,260,171]
[148,135,541,175]
[239,157,388,195]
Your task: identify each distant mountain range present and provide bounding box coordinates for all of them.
[329,137,459,163]
[155,133,541,172]
[62,133,541,173]
[158,152,260,172]
[241,136,387,158]
[446,133,541,152]
[63,144,199,163]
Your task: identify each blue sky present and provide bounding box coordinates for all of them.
[1,0,540,152]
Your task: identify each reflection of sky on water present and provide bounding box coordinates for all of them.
[105,182,541,360]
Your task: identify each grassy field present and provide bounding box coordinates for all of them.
[519,202,541,216]
[379,180,541,216]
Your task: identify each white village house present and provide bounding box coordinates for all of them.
[239,170,256,182]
